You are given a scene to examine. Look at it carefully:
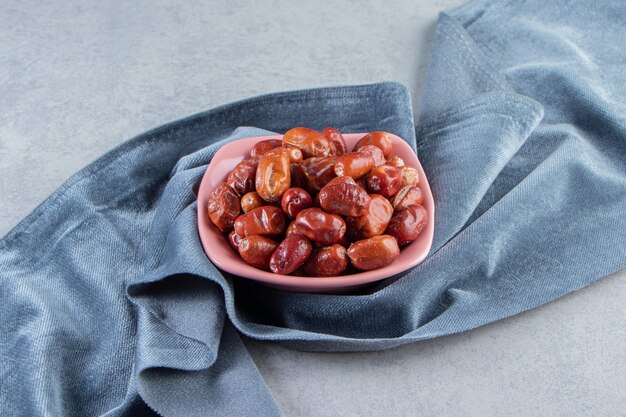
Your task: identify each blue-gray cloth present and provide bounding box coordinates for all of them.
[2,0,626,415]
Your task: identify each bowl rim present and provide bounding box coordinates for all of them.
[197,133,435,290]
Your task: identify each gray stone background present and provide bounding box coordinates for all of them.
[1,1,625,415]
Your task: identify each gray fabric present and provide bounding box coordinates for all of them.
[2,1,625,415]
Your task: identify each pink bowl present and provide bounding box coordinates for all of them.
[197,133,435,293]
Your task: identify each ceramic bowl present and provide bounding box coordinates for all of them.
[197,133,435,293]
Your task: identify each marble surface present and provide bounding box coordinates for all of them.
[1,1,624,415]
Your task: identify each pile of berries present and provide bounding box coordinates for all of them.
[208,128,427,276]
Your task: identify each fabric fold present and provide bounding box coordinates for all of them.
[417,92,544,250]
[418,12,514,121]
[0,83,416,417]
